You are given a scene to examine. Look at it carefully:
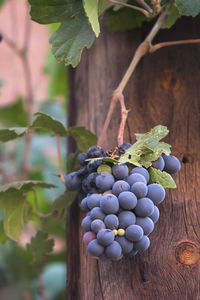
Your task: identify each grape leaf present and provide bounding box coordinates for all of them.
[0,180,56,193]
[98,0,113,14]
[30,112,67,136]
[0,127,27,143]
[26,231,54,257]
[29,0,95,67]
[0,97,27,126]
[53,191,77,210]
[83,0,100,37]
[175,0,200,17]
[135,125,169,143]
[162,3,181,29]
[149,167,176,188]
[67,126,97,152]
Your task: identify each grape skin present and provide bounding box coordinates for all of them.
[116,236,133,254]
[130,167,150,183]
[96,172,115,192]
[65,171,82,191]
[112,164,129,180]
[118,211,136,229]
[105,241,122,259]
[83,231,96,245]
[78,152,88,166]
[152,156,165,171]
[118,191,137,210]
[149,206,160,224]
[163,155,181,174]
[100,194,119,214]
[90,207,105,221]
[81,196,89,211]
[97,229,115,246]
[88,239,104,257]
[91,219,106,233]
[125,224,144,242]
[112,180,130,196]
[87,146,105,158]
[136,217,154,236]
[104,214,119,230]
[87,193,101,209]
[134,198,154,217]
[127,173,147,186]
[147,183,165,205]
[134,235,150,251]
[131,182,148,198]
[81,216,92,232]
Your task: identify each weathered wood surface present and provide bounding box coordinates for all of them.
[67,16,200,300]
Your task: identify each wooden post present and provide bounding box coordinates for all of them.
[67,16,200,300]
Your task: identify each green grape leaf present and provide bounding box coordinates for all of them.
[162,3,181,28]
[67,126,97,152]
[0,180,56,193]
[83,0,100,37]
[175,0,200,17]
[53,191,77,210]
[29,0,95,67]
[149,167,176,188]
[0,97,27,126]
[106,7,148,32]
[30,112,67,136]
[98,0,112,14]
[135,125,169,144]
[26,231,54,257]
[0,127,27,143]
[0,221,7,244]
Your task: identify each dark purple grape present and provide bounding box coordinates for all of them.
[90,207,105,221]
[147,183,165,205]
[88,239,104,257]
[128,249,138,257]
[97,229,114,246]
[118,191,137,210]
[105,241,122,259]
[86,193,101,209]
[125,224,144,242]
[131,182,148,198]
[163,155,181,174]
[149,206,160,224]
[91,219,106,233]
[112,180,130,196]
[104,214,119,230]
[87,146,106,158]
[134,197,154,217]
[116,236,133,254]
[100,194,119,214]
[77,153,88,166]
[130,167,150,183]
[76,166,88,177]
[81,196,89,211]
[112,164,129,180]
[118,143,132,154]
[136,217,154,236]
[152,156,165,171]
[87,160,103,173]
[81,216,92,232]
[65,171,82,191]
[134,235,150,251]
[96,172,115,192]
[83,231,96,245]
[127,173,147,186]
[118,211,136,229]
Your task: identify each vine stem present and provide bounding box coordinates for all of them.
[56,134,65,183]
[150,39,200,52]
[107,0,151,17]
[98,9,168,147]
[32,189,57,219]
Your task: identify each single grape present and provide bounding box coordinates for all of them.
[97,164,112,174]
[65,171,82,191]
[134,235,150,251]
[147,183,165,205]
[113,229,118,236]
[96,172,115,192]
[112,164,129,180]
[118,191,137,210]
[130,167,150,183]
[112,180,130,196]
[76,166,88,177]
[134,197,154,217]
[88,239,104,257]
[82,178,89,194]
[87,146,106,158]
[91,219,106,233]
[127,173,147,186]
[81,216,92,232]
[81,196,89,211]
[104,214,119,230]
[118,211,136,229]
[128,249,138,257]
[125,224,144,242]
[97,229,115,246]
[152,156,165,171]
[131,182,148,199]
[90,207,105,221]
[105,241,122,259]
[83,231,96,245]
[149,206,160,224]
[163,155,181,174]
[116,236,133,254]
[136,217,154,236]
[77,152,88,166]
[87,172,98,187]
[87,193,101,209]
[117,229,125,236]
[100,194,119,214]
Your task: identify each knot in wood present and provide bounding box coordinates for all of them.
[175,242,200,265]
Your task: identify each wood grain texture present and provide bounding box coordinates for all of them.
[67,16,200,300]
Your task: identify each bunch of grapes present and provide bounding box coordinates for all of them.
[65,144,181,260]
